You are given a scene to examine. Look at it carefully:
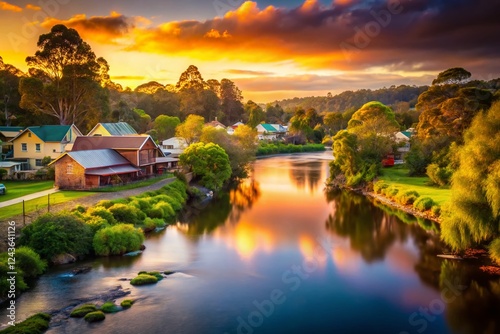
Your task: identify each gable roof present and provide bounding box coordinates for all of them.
[400,131,413,139]
[71,135,162,153]
[50,149,136,169]
[260,124,277,132]
[88,122,137,136]
[205,120,227,129]
[0,126,23,133]
[10,125,82,142]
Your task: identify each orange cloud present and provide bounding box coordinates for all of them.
[0,1,22,12]
[41,12,136,44]
[26,4,41,11]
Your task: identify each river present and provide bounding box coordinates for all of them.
[1,152,500,334]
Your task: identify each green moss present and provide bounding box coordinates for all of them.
[130,274,159,286]
[120,299,135,308]
[137,271,163,280]
[70,304,98,318]
[84,311,106,323]
[100,301,120,313]
[0,313,51,334]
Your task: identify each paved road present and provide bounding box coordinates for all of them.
[0,188,60,208]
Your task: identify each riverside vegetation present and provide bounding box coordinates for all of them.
[0,178,188,303]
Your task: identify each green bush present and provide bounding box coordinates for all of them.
[373,181,389,194]
[489,238,500,266]
[120,300,134,308]
[19,212,93,260]
[395,190,420,205]
[129,198,152,211]
[154,202,175,219]
[414,197,436,211]
[93,224,145,256]
[426,163,452,187]
[101,301,120,313]
[431,205,442,217]
[0,313,51,334]
[146,207,164,219]
[130,274,158,286]
[96,200,113,209]
[108,204,141,225]
[72,205,87,214]
[85,206,117,225]
[386,186,400,199]
[70,304,98,318]
[84,311,105,322]
[14,247,47,278]
[85,216,109,233]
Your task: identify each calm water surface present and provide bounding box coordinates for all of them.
[2,152,500,334]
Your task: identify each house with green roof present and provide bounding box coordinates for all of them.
[9,125,82,169]
[87,122,138,136]
[256,123,287,140]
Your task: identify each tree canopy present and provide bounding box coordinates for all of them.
[432,67,472,85]
[19,25,109,129]
[180,142,231,190]
[175,114,205,145]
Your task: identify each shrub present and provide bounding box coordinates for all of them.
[19,212,93,260]
[386,186,400,199]
[129,198,152,211]
[85,216,109,233]
[130,274,158,286]
[188,186,204,199]
[373,181,389,194]
[146,207,164,219]
[85,206,117,225]
[0,313,51,334]
[120,300,134,308]
[489,238,500,266]
[93,224,145,256]
[154,202,175,219]
[396,190,420,205]
[426,163,452,187]
[70,304,98,318]
[431,205,442,217]
[84,311,105,322]
[153,195,182,211]
[96,200,113,209]
[108,204,141,225]
[15,246,47,278]
[101,301,120,313]
[414,197,436,211]
[72,205,87,214]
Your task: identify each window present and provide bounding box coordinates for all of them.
[35,159,43,167]
[28,132,31,137]
[35,143,41,152]
[21,143,27,152]
[67,164,74,174]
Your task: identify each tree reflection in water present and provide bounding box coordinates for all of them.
[288,160,323,192]
[178,179,261,238]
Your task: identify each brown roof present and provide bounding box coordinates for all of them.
[72,135,154,151]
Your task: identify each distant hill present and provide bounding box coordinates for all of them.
[271,85,429,113]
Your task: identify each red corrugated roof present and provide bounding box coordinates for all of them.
[72,135,152,151]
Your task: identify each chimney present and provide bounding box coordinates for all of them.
[215,117,218,122]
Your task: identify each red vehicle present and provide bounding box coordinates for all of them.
[382,154,395,167]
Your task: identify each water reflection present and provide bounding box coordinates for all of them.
[288,159,323,193]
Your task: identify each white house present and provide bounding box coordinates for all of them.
[161,137,188,157]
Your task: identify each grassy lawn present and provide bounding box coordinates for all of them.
[0,191,96,220]
[91,174,174,192]
[379,166,451,205]
[0,180,54,203]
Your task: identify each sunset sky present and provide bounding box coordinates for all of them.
[1,0,499,102]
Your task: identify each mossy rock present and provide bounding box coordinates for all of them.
[0,313,51,334]
[120,299,135,308]
[84,311,106,323]
[70,304,98,318]
[100,301,120,313]
[130,274,158,286]
[138,271,164,280]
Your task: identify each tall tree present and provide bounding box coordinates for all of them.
[220,79,244,124]
[175,65,207,91]
[175,114,205,145]
[19,25,109,128]
[440,102,500,261]
[153,115,180,141]
[245,100,265,128]
[432,67,472,85]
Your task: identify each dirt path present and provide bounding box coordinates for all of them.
[0,177,176,251]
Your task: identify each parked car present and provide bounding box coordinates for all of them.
[0,184,5,195]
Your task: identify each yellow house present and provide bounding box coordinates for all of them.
[10,125,82,169]
[87,122,138,136]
